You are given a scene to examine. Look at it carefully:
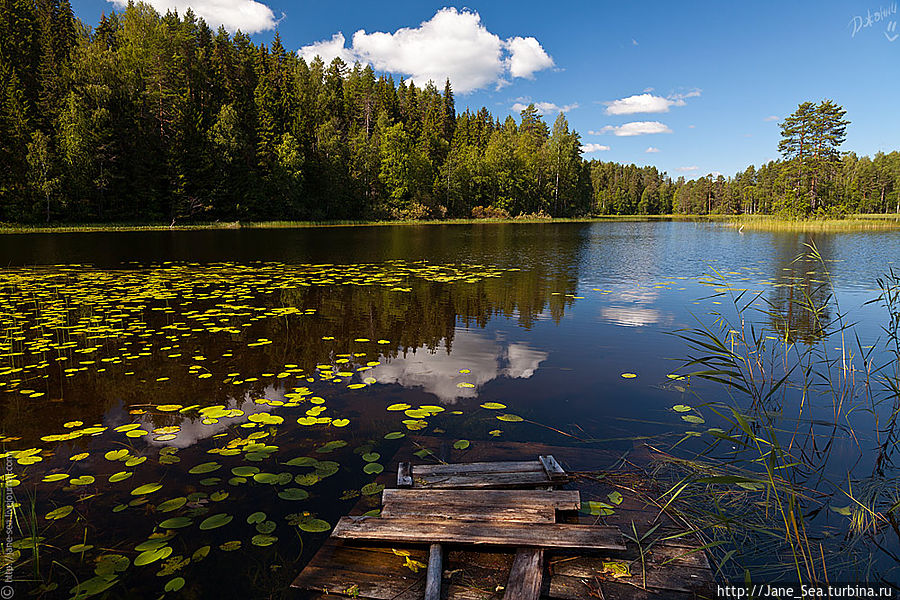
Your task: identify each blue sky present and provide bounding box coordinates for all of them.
[71,1,900,179]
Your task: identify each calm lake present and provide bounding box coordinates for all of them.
[1,221,899,596]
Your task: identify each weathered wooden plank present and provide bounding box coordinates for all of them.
[294,566,500,600]
[539,455,568,481]
[293,565,422,599]
[503,548,543,600]
[548,575,698,600]
[413,460,543,476]
[549,553,714,593]
[382,489,580,511]
[414,470,553,489]
[548,542,711,572]
[381,501,555,523]
[397,462,413,487]
[332,517,626,550]
[424,544,442,600]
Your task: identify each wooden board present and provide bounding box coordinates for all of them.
[502,548,543,600]
[382,489,580,513]
[413,460,544,475]
[539,455,567,481]
[332,517,626,550]
[399,456,571,489]
[292,538,513,600]
[411,469,557,489]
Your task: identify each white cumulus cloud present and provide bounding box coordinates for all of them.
[591,121,673,136]
[581,143,610,153]
[108,0,277,33]
[297,8,553,93]
[645,146,660,153]
[763,115,779,121]
[676,165,699,172]
[511,101,578,115]
[297,33,355,65]
[505,36,554,78]
[603,89,701,115]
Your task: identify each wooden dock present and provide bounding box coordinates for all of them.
[291,438,715,599]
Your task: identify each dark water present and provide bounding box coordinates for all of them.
[1,222,899,596]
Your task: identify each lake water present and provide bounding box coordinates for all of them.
[1,221,898,596]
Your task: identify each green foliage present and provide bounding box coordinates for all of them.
[0,4,896,222]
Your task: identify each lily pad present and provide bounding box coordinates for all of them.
[251,534,277,547]
[134,546,172,566]
[363,463,383,475]
[278,488,310,501]
[188,461,221,475]
[496,414,524,422]
[45,505,74,520]
[131,482,163,496]
[159,517,193,529]
[199,513,233,530]
[156,497,187,513]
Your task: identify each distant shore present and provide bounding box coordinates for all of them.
[1,213,899,234]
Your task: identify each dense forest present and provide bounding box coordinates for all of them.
[1,1,899,224]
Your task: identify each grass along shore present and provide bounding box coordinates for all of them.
[1,213,899,234]
[727,213,900,232]
[0,214,705,234]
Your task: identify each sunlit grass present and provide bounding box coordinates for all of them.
[728,214,900,232]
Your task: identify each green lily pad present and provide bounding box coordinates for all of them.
[255,520,276,534]
[157,497,187,513]
[251,534,277,547]
[134,546,172,566]
[199,513,233,530]
[45,505,74,520]
[231,466,259,477]
[131,482,163,496]
[496,413,524,422]
[189,461,221,475]
[362,463,383,475]
[159,517,193,529]
[296,517,331,533]
[278,488,309,501]
[361,482,385,496]
[104,449,129,461]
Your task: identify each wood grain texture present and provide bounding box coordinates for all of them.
[396,462,412,488]
[424,544,442,600]
[502,548,543,600]
[539,455,568,481]
[413,470,553,489]
[332,517,626,550]
[382,488,580,510]
[413,460,544,475]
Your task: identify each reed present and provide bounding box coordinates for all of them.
[655,244,900,583]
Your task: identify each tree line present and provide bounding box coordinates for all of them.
[1,1,897,224]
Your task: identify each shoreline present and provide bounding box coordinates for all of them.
[1,213,899,234]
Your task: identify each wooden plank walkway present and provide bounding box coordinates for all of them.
[291,438,715,600]
[332,516,626,550]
